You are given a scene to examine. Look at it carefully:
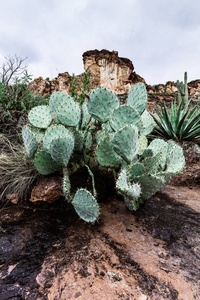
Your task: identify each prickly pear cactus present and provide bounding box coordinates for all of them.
[22,91,100,223]
[22,83,185,222]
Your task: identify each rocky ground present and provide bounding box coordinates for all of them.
[0,146,200,300]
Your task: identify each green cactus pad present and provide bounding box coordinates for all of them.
[128,162,145,181]
[63,167,71,202]
[87,87,119,122]
[43,125,73,154]
[49,91,73,115]
[101,122,114,134]
[148,139,168,169]
[124,197,140,211]
[141,148,154,159]
[95,130,105,144]
[30,126,45,142]
[116,168,129,190]
[140,110,154,135]
[127,83,147,114]
[96,134,122,167]
[109,105,142,131]
[136,174,164,201]
[112,125,139,164]
[57,99,81,127]
[80,102,91,129]
[124,184,141,200]
[165,141,185,175]
[85,131,93,150]
[33,150,61,175]
[50,135,74,167]
[116,169,141,210]
[138,135,148,155]
[28,105,52,129]
[22,127,38,158]
[142,152,162,174]
[72,188,99,222]
[69,128,84,151]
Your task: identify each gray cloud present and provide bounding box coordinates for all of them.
[0,0,199,84]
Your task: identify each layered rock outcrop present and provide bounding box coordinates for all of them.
[29,49,200,99]
[82,49,145,93]
[29,49,146,95]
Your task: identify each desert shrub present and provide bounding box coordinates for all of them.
[69,71,91,105]
[0,71,49,123]
[0,55,49,134]
[21,83,185,222]
[0,134,40,206]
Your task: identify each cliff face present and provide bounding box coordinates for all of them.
[29,49,145,95]
[82,49,145,93]
[29,49,200,100]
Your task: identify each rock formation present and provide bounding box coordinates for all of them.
[82,49,145,94]
[30,177,63,204]
[29,49,146,95]
[29,49,200,99]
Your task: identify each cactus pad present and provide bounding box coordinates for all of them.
[165,141,185,174]
[49,91,73,115]
[96,134,122,167]
[148,139,168,169]
[140,110,154,135]
[116,169,141,210]
[109,105,142,131]
[128,162,145,181]
[22,127,38,158]
[57,99,81,127]
[136,174,164,201]
[138,135,148,155]
[80,102,91,129]
[142,152,162,174]
[43,125,73,154]
[33,150,61,175]
[112,125,139,164]
[123,197,140,211]
[127,82,147,114]
[87,87,119,122]
[49,135,74,167]
[116,168,129,190]
[28,106,52,129]
[72,188,99,222]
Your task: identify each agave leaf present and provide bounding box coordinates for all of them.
[180,113,200,138]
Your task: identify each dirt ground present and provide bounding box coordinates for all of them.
[0,143,200,300]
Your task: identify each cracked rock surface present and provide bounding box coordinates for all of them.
[0,182,200,299]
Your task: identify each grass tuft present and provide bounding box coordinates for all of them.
[0,134,41,206]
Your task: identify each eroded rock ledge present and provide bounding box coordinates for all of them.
[29,49,145,96]
[29,49,200,99]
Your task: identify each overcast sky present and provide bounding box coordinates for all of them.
[0,0,200,85]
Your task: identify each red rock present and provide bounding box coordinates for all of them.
[30,177,63,204]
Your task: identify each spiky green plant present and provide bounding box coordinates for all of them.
[22,83,185,222]
[151,72,200,143]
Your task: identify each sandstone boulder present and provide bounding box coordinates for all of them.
[30,176,63,204]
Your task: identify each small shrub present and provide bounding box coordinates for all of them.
[0,71,49,123]
[69,71,91,105]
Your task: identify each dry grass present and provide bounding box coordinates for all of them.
[0,134,41,205]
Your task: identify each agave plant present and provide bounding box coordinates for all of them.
[151,72,200,143]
